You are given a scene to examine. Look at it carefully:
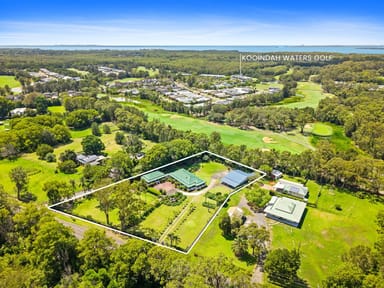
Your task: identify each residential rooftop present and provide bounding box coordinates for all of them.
[264,196,307,227]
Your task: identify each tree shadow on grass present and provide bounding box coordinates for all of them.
[20,192,37,203]
[238,253,257,266]
[268,275,309,288]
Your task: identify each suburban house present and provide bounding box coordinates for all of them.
[264,196,307,227]
[141,168,206,191]
[221,169,253,188]
[168,168,206,191]
[274,179,308,199]
[76,154,106,166]
[9,107,33,117]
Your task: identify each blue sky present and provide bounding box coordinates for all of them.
[0,0,383,45]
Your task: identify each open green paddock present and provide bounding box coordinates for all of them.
[0,75,21,88]
[139,202,187,234]
[0,154,83,202]
[126,100,313,153]
[72,192,159,227]
[0,122,123,202]
[270,183,383,286]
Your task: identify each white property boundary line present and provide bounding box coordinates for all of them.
[48,151,266,254]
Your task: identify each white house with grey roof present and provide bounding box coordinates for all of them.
[264,196,306,227]
[274,179,308,199]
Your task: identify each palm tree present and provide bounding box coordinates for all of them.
[167,233,181,247]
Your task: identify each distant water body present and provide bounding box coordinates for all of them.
[1,45,384,54]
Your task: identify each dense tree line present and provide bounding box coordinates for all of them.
[0,193,253,288]
[0,115,71,157]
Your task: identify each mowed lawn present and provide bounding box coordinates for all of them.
[311,122,333,137]
[0,122,122,202]
[127,100,312,153]
[270,185,384,286]
[172,195,217,250]
[48,106,66,114]
[72,191,159,227]
[139,201,188,234]
[0,154,83,202]
[277,81,333,109]
[195,161,228,183]
[72,198,120,226]
[192,191,253,271]
[0,75,21,88]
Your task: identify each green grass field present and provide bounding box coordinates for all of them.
[127,100,313,153]
[311,123,355,152]
[0,154,83,202]
[48,106,66,114]
[111,77,143,83]
[134,66,159,77]
[172,195,216,250]
[309,122,333,137]
[270,184,384,286]
[0,75,21,88]
[139,202,187,234]
[0,122,123,202]
[192,191,253,271]
[194,161,228,182]
[73,198,120,226]
[276,81,333,109]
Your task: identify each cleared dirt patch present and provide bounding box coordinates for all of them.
[154,181,177,195]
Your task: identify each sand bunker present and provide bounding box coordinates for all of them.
[262,137,277,144]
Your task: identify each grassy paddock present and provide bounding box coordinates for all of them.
[270,183,383,286]
[0,75,21,88]
[0,154,83,202]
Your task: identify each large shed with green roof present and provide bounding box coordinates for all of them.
[264,196,307,227]
[168,168,206,191]
[141,170,166,185]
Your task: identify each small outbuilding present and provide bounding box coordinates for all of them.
[221,170,252,188]
[271,169,283,180]
[264,196,306,227]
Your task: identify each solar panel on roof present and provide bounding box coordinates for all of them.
[289,186,300,193]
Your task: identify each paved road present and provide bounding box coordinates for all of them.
[56,218,127,245]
